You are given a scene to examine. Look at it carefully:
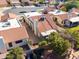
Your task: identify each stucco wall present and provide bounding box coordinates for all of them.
[6,39,28,50]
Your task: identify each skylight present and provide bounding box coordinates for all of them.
[0,19,20,31]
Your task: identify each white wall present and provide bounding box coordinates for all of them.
[0,37,7,53]
[6,39,28,50]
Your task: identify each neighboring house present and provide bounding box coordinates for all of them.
[71,8,79,16]
[64,17,79,27]
[0,13,18,22]
[49,9,67,26]
[20,0,30,6]
[20,0,35,6]
[20,0,29,3]
[44,0,64,3]
[49,9,77,26]
[0,0,8,7]
[9,0,21,6]
[44,6,55,12]
[24,12,56,38]
[0,15,29,54]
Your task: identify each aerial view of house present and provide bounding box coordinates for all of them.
[0,0,79,59]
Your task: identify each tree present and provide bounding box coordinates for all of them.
[39,32,71,56]
[38,0,45,4]
[70,31,79,49]
[48,32,71,56]
[65,2,77,11]
[39,40,48,47]
[6,54,14,59]
[6,47,24,59]
[59,0,79,12]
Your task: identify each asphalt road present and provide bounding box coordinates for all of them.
[3,6,47,15]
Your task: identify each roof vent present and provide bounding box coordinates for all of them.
[39,15,46,21]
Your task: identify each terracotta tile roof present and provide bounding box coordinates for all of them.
[38,22,45,32]
[0,13,17,22]
[0,26,29,43]
[0,0,8,7]
[45,14,57,29]
[56,14,68,20]
[9,0,20,4]
[30,16,40,21]
[30,14,53,33]
[38,20,52,33]
[55,13,77,20]
[8,13,18,19]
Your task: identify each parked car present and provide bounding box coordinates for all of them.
[34,3,41,7]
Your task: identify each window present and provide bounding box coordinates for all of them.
[15,40,22,44]
[8,43,12,47]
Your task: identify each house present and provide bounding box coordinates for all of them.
[49,9,67,25]
[0,0,8,7]
[0,13,18,22]
[44,6,55,12]
[24,12,56,38]
[71,8,79,15]
[44,0,65,4]
[48,0,65,3]
[20,0,29,3]
[9,0,21,6]
[64,17,79,27]
[0,18,29,53]
[49,9,77,26]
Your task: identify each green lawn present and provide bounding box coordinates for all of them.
[69,26,79,31]
[66,26,79,32]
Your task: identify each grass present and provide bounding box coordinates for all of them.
[66,26,79,33]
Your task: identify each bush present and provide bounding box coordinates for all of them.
[39,41,48,47]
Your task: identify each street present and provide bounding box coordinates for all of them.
[3,6,47,15]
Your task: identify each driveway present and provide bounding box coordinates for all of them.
[3,6,47,15]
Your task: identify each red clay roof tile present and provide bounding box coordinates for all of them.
[0,26,29,43]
